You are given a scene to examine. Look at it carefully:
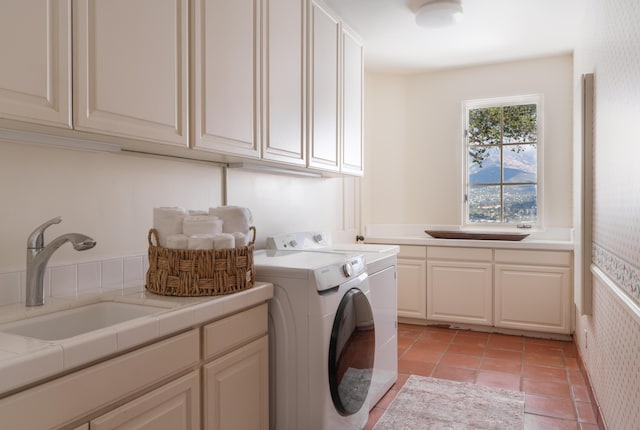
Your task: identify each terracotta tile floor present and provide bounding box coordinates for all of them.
[365,324,601,430]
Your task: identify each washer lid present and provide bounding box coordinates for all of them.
[253,250,366,291]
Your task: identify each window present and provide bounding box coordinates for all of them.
[464,95,542,225]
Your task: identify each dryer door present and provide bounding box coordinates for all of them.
[328,287,375,416]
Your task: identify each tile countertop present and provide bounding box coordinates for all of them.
[0,282,273,397]
[364,224,575,251]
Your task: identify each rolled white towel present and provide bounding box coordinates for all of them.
[209,206,253,235]
[182,215,223,236]
[188,234,214,250]
[166,234,189,249]
[232,232,249,248]
[212,233,235,249]
[188,209,209,216]
[153,207,187,247]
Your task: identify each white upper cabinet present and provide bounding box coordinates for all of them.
[0,0,363,174]
[73,0,189,146]
[0,0,72,128]
[341,25,364,175]
[192,0,260,158]
[261,0,306,165]
[308,0,340,172]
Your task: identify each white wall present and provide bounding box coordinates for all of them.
[573,0,640,428]
[225,169,354,248]
[0,140,223,271]
[0,139,351,272]
[363,55,574,228]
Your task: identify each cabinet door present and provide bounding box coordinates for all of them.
[427,261,493,325]
[495,264,571,334]
[261,0,306,165]
[0,0,71,128]
[192,0,260,157]
[397,258,427,320]
[90,371,200,430]
[203,336,268,430]
[340,25,363,175]
[308,0,340,171]
[74,0,189,146]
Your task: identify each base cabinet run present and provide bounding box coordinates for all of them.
[90,371,200,430]
[203,337,269,430]
[494,249,572,334]
[382,243,573,335]
[427,247,493,326]
[396,245,427,320]
[0,303,269,430]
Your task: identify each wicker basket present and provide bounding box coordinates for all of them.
[145,227,256,297]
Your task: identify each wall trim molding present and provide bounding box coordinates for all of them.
[591,262,640,324]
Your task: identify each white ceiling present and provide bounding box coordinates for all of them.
[322,0,584,74]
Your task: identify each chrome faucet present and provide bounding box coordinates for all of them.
[26,216,96,306]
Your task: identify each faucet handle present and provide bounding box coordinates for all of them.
[27,216,63,249]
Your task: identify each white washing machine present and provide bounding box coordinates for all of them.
[331,243,399,408]
[265,233,399,410]
[254,249,375,430]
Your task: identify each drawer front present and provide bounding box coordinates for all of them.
[494,249,571,266]
[203,303,268,360]
[427,246,492,262]
[398,245,427,260]
[0,329,199,429]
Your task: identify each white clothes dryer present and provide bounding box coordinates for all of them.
[265,233,399,410]
[254,250,375,430]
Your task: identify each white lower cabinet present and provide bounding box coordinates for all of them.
[427,247,493,325]
[383,242,573,335]
[0,304,269,430]
[90,371,200,430]
[397,245,427,320]
[203,336,269,430]
[494,249,572,334]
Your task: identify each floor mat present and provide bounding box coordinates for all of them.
[373,375,525,430]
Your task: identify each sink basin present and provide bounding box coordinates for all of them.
[0,302,167,341]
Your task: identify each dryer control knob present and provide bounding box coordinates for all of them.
[288,240,298,248]
[342,262,353,277]
[313,234,324,243]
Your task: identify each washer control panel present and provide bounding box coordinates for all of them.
[266,231,331,250]
[313,254,366,291]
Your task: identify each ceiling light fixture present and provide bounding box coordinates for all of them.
[415,0,463,28]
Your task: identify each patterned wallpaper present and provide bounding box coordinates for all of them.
[584,274,640,430]
[592,0,640,306]
[576,0,640,428]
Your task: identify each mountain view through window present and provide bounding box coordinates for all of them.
[465,99,539,224]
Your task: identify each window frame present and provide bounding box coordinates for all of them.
[462,94,544,228]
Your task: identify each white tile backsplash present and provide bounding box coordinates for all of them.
[123,256,143,289]
[77,261,101,293]
[0,273,20,306]
[0,254,148,305]
[101,258,124,290]
[50,265,77,298]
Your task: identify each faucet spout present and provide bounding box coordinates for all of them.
[26,217,96,307]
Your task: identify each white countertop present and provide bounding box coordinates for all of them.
[364,224,574,251]
[0,282,273,397]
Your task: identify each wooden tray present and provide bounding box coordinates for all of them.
[425,230,529,241]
